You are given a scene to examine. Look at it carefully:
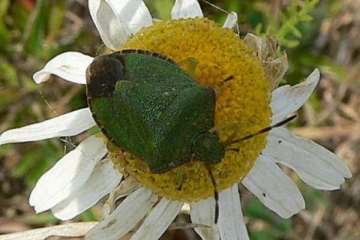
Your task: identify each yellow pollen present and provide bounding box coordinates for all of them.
[109,18,272,202]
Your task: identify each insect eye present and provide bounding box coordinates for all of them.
[86,54,125,98]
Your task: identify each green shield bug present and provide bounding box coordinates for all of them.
[86,50,225,173]
[86,49,296,223]
[86,49,295,173]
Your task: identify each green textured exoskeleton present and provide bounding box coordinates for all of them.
[86,50,224,173]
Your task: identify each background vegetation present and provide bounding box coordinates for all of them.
[0,0,359,239]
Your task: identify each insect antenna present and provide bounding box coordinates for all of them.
[204,164,219,224]
[38,90,108,161]
[200,0,240,35]
[38,89,76,153]
[226,115,296,148]
[200,0,230,15]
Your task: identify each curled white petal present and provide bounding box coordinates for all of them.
[29,136,107,213]
[33,52,93,84]
[86,188,158,240]
[89,0,152,50]
[242,156,305,218]
[263,127,352,190]
[244,33,288,88]
[52,160,122,220]
[271,69,320,124]
[244,33,269,60]
[223,12,238,29]
[171,0,203,19]
[266,54,289,89]
[130,199,183,240]
[218,184,249,240]
[190,197,219,240]
[0,108,96,146]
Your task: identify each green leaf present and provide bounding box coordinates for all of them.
[299,183,330,211]
[245,200,292,234]
[0,88,24,111]
[22,0,48,56]
[80,210,99,221]
[0,0,9,19]
[0,23,10,52]
[0,60,17,85]
[21,212,58,225]
[263,0,320,48]
[47,1,65,42]
[11,2,33,33]
[284,39,300,48]
[290,25,302,38]
[251,229,279,240]
[145,0,173,20]
[11,142,61,187]
[301,14,313,21]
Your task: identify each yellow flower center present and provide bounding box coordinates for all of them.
[109,18,272,202]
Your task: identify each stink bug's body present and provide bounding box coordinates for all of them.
[86,50,225,173]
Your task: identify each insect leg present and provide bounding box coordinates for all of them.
[205,164,219,224]
[217,75,234,88]
[226,147,239,152]
[212,75,235,98]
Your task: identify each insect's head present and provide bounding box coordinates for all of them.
[192,115,297,165]
[192,132,225,164]
[86,54,125,99]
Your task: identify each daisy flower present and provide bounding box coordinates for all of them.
[0,0,351,239]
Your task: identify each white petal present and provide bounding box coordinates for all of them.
[218,185,249,240]
[263,127,352,190]
[29,136,107,213]
[0,223,97,240]
[103,176,141,216]
[89,0,152,50]
[242,156,305,218]
[130,198,183,240]
[86,188,158,240]
[182,203,191,213]
[52,160,122,220]
[223,12,238,29]
[171,0,203,19]
[0,108,96,146]
[33,52,93,84]
[271,69,320,124]
[190,197,219,240]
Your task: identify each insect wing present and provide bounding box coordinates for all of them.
[87,51,215,173]
[151,86,216,172]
